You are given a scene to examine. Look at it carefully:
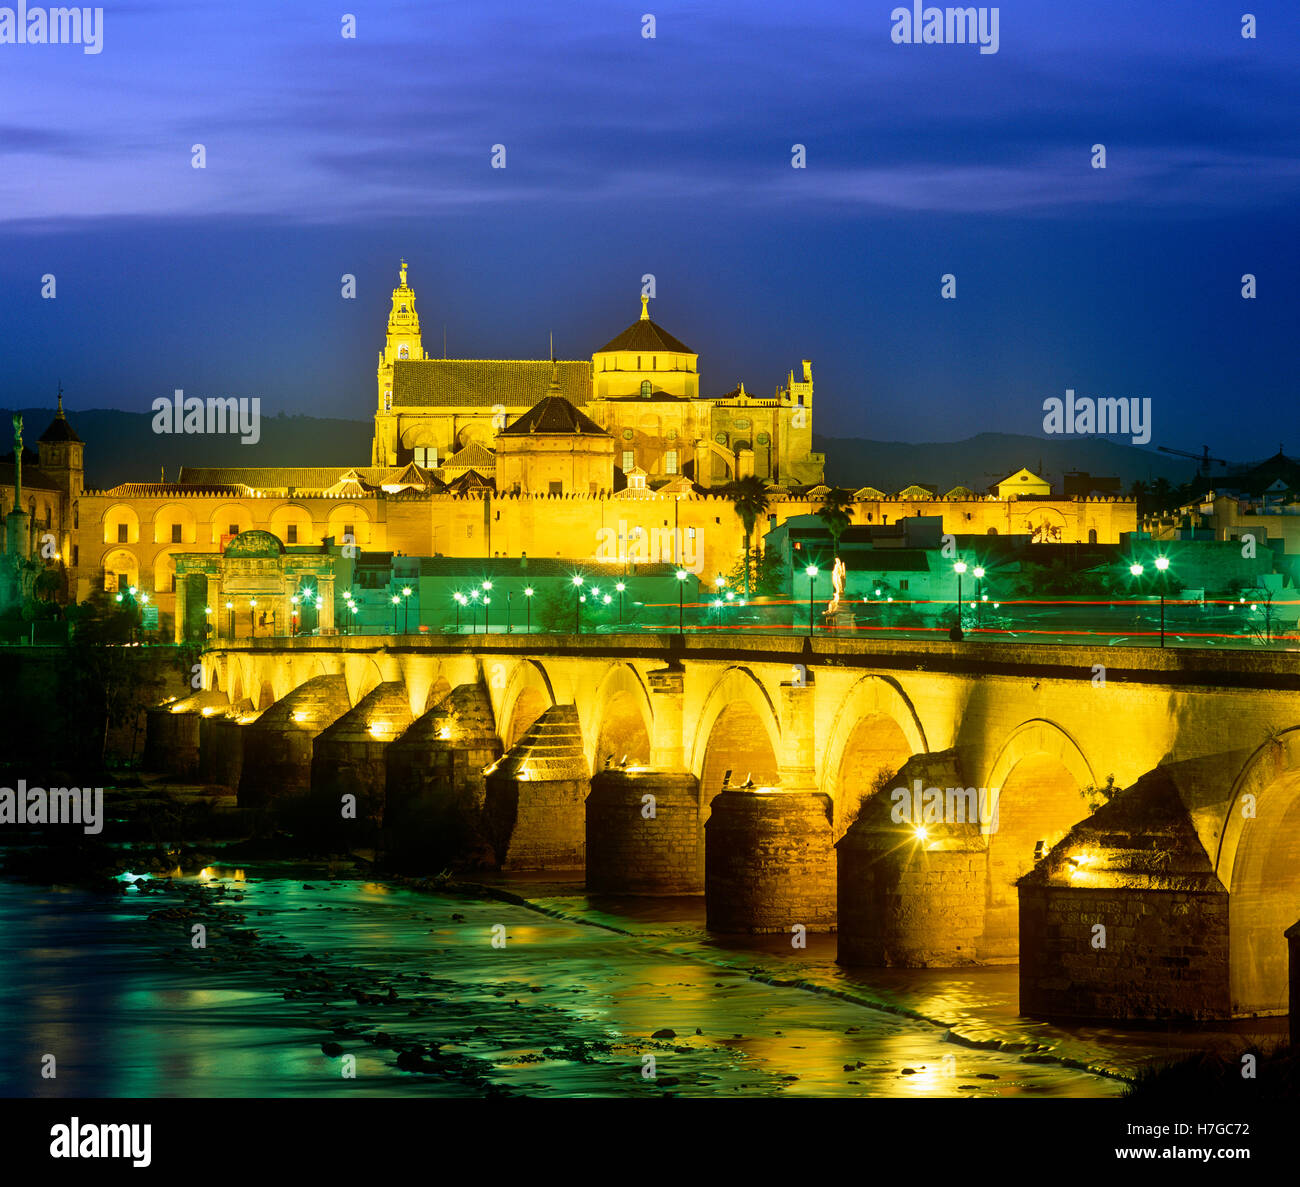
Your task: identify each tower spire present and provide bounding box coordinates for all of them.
[56,380,65,418]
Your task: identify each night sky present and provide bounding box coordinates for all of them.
[1,1,1296,460]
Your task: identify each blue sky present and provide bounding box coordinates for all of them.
[1,0,1296,459]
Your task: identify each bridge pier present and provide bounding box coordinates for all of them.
[144,690,230,778]
[586,768,705,894]
[1019,768,1231,1021]
[837,751,987,967]
[484,704,589,870]
[200,704,254,788]
[238,675,351,819]
[1289,920,1300,1046]
[309,682,413,842]
[705,788,836,933]
[384,683,501,868]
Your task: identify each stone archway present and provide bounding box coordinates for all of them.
[691,667,781,803]
[587,663,653,771]
[981,719,1095,960]
[821,675,928,835]
[496,659,556,749]
[1218,729,1300,1016]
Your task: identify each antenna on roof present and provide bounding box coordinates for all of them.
[443,325,447,359]
[549,331,554,362]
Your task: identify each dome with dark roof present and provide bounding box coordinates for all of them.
[500,367,609,436]
[594,295,693,355]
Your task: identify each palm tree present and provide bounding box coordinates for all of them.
[816,487,854,558]
[723,475,770,598]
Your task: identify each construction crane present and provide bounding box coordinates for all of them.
[1157,444,1228,477]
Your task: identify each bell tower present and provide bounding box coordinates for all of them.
[374,259,426,464]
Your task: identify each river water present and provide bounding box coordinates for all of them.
[0,869,1142,1098]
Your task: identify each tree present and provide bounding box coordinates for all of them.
[722,475,770,598]
[815,487,854,558]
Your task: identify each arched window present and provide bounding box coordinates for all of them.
[397,344,409,359]
[987,527,998,535]
[1088,528,1098,544]
[640,380,652,397]
[72,501,79,529]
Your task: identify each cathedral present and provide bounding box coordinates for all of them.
[369,261,825,490]
[0,261,1135,640]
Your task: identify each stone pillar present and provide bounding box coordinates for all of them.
[777,670,816,790]
[483,705,589,870]
[646,663,685,769]
[318,573,335,633]
[205,574,220,642]
[705,788,836,933]
[172,571,187,643]
[586,769,704,894]
[1288,920,1300,1046]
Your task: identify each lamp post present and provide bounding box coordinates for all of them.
[1128,562,1145,641]
[973,565,985,629]
[524,586,533,634]
[572,574,584,634]
[391,593,400,633]
[226,600,234,640]
[402,585,412,634]
[675,568,688,634]
[506,589,513,634]
[290,594,299,636]
[469,588,480,634]
[805,564,818,636]
[203,604,213,641]
[314,596,322,637]
[616,581,625,623]
[482,581,492,634]
[1154,556,1170,647]
[950,561,967,640]
[454,592,464,632]
[249,597,257,638]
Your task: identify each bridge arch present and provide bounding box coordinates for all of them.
[982,718,1096,959]
[821,674,928,832]
[585,662,654,770]
[1217,728,1300,1016]
[496,659,556,749]
[690,666,781,799]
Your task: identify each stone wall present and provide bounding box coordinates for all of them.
[586,769,705,894]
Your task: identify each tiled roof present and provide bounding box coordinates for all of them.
[595,317,692,355]
[500,395,608,437]
[179,466,368,490]
[38,411,81,443]
[442,441,497,470]
[391,359,591,409]
[104,482,250,497]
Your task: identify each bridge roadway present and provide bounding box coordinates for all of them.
[150,632,1300,1024]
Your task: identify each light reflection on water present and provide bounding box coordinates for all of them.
[0,876,1124,1098]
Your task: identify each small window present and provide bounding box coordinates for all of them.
[987,527,998,535]
[171,523,182,543]
[637,356,641,369]
[287,524,298,544]
[549,481,563,495]
[899,580,909,591]
[72,502,79,528]
[1088,528,1098,544]
[72,545,78,566]
[651,356,656,369]
[665,450,678,475]
[344,523,354,541]
[44,506,52,528]
[640,380,652,397]
[228,523,239,537]
[756,432,769,445]
[622,450,634,470]
[117,523,128,543]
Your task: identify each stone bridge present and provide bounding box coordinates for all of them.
[144,631,1300,1026]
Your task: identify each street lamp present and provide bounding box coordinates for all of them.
[952,561,967,639]
[469,588,480,634]
[616,581,625,623]
[290,593,299,636]
[483,592,491,634]
[973,566,985,627]
[524,586,534,634]
[203,604,213,641]
[391,593,400,633]
[506,589,513,633]
[249,597,257,638]
[1154,556,1170,648]
[402,585,412,634]
[572,574,585,634]
[454,592,465,632]
[225,600,234,639]
[806,564,818,635]
[675,568,688,634]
